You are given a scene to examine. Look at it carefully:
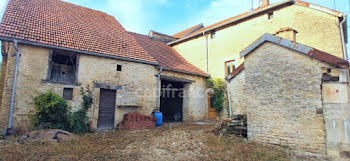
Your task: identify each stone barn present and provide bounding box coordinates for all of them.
[226,34,350,159]
[0,0,210,130]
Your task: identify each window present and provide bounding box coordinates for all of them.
[63,88,73,100]
[210,30,216,39]
[210,95,215,109]
[225,60,236,76]
[268,12,274,20]
[48,50,78,84]
[117,65,122,71]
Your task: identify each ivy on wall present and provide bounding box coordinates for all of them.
[207,78,226,114]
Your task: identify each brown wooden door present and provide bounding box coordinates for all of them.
[97,89,116,129]
[208,95,217,120]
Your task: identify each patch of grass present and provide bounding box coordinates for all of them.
[0,123,290,161]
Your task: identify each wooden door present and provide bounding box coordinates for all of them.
[97,89,116,129]
[208,95,217,120]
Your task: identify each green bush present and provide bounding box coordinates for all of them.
[32,87,94,134]
[207,78,226,114]
[32,91,71,130]
[69,87,93,134]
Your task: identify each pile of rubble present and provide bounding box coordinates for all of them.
[117,112,157,130]
[213,115,247,137]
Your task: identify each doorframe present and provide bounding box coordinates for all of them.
[97,88,117,130]
[208,94,217,120]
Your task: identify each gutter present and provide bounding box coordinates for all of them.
[339,14,348,61]
[168,0,294,46]
[8,40,20,130]
[0,36,159,66]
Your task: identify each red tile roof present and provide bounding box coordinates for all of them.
[0,0,157,63]
[179,0,343,39]
[172,24,204,39]
[129,32,208,77]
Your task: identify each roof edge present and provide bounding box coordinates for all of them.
[180,23,204,38]
[168,0,293,46]
[0,36,159,66]
[162,67,210,78]
[168,0,345,46]
[240,33,349,69]
[226,63,245,81]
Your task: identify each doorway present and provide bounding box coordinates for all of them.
[208,95,217,120]
[160,80,184,122]
[97,89,116,129]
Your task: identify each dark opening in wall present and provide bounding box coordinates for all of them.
[117,65,122,71]
[160,80,184,122]
[210,30,216,39]
[63,88,73,100]
[268,12,274,20]
[49,50,77,84]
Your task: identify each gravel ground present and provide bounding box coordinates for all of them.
[0,123,290,161]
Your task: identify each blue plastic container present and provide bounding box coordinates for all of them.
[154,112,163,127]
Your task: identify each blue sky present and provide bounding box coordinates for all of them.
[1,0,347,35]
[0,0,348,43]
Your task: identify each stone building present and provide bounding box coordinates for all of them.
[169,0,347,78]
[0,0,209,130]
[226,33,350,159]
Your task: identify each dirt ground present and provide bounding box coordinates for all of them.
[0,122,290,161]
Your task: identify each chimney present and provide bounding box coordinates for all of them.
[262,0,269,7]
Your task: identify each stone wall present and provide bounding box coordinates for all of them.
[0,42,209,130]
[227,71,247,115]
[228,42,335,156]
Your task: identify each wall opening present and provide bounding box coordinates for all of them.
[160,80,184,122]
[48,50,78,84]
[63,88,73,100]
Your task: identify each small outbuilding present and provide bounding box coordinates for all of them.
[226,33,350,159]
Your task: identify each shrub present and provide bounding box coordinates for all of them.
[207,78,226,114]
[69,87,94,134]
[32,91,71,130]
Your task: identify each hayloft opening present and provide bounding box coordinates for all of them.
[48,50,78,84]
[160,80,184,122]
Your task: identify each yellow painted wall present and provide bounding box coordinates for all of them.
[173,5,344,78]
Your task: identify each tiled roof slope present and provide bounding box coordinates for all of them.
[181,0,343,38]
[172,24,204,38]
[0,0,157,63]
[129,32,208,77]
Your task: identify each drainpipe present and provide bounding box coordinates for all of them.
[203,32,209,73]
[226,80,233,118]
[155,67,163,111]
[8,40,20,130]
[339,14,348,61]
